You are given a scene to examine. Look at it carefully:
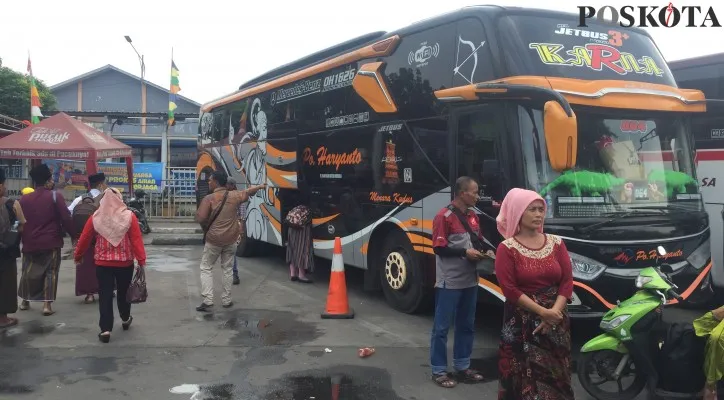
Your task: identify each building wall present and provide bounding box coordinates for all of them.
[50,67,201,167]
[51,68,200,135]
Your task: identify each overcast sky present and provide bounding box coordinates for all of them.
[1,0,721,106]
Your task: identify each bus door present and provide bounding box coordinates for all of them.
[450,104,509,241]
[450,103,513,302]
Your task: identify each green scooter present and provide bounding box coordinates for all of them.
[577,245,704,400]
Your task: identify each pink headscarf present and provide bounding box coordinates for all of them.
[496,188,546,239]
[93,188,133,247]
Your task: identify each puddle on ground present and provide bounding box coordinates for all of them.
[0,320,87,347]
[261,365,405,400]
[0,383,33,394]
[144,252,196,272]
[0,353,121,394]
[195,309,322,347]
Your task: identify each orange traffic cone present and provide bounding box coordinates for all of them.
[321,237,355,319]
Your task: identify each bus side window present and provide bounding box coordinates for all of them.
[455,106,504,201]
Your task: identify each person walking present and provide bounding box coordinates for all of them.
[285,194,314,283]
[0,168,25,328]
[429,176,491,388]
[70,172,108,303]
[494,188,574,400]
[195,171,264,312]
[74,187,147,343]
[18,164,74,316]
[68,172,107,212]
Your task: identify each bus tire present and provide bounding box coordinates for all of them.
[379,230,428,314]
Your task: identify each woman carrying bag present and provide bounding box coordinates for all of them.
[74,188,147,343]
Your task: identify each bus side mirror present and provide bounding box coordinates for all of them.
[543,100,578,172]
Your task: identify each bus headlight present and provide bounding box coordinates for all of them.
[686,238,710,270]
[569,252,607,281]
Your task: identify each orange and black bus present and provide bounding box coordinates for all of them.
[197,6,716,316]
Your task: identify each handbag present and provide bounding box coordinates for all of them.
[202,190,229,243]
[446,204,495,275]
[285,205,311,228]
[126,264,148,304]
[0,198,19,250]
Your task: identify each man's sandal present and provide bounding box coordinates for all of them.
[457,369,484,384]
[432,373,457,388]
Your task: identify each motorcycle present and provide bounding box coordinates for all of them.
[577,245,708,400]
[127,189,151,235]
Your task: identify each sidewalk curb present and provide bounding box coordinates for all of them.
[152,227,204,234]
[151,235,203,246]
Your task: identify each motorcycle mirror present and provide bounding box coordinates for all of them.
[657,246,667,256]
[660,264,674,274]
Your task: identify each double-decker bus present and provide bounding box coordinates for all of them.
[197,6,716,317]
[669,52,724,298]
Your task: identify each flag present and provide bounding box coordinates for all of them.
[27,57,43,124]
[168,60,180,126]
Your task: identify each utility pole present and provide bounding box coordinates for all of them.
[124,36,147,164]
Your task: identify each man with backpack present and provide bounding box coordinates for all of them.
[68,173,107,213]
[70,173,107,303]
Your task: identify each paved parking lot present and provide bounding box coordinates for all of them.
[0,240,706,399]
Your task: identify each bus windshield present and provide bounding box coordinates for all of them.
[499,14,676,86]
[519,106,703,218]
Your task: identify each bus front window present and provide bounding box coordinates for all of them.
[519,106,703,218]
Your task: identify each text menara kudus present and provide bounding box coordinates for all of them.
[578,4,721,28]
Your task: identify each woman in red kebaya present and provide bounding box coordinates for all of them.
[494,188,574,400]
[74,188,146,343]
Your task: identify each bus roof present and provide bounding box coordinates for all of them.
[201,5,656,112]
[669,52,724,70]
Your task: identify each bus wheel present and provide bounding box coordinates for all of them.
[380,230,426,314]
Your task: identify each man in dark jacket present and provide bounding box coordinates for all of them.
[18,164,74,316]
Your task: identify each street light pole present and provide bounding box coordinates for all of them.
[124,36,150,164]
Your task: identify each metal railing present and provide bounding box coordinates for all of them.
[124,168,197,220]
[1,165,24,179]
[4,168,198,220]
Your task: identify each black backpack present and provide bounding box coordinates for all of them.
[656,322,707,393]
[72,192,104,240]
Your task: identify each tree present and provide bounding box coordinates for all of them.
[0,64,57,121]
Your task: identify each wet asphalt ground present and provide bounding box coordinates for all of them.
[0,232,707,400]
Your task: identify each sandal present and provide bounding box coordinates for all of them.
[0,317,18,329]
[18,301,29,311]
[432,373,457,388]
[84,295,95,304]
[456,368,484,384]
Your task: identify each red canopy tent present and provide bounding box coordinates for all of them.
[0,112,134,193]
